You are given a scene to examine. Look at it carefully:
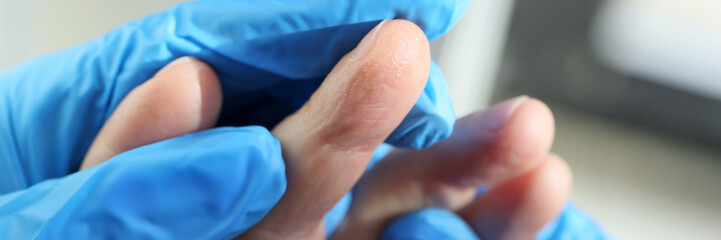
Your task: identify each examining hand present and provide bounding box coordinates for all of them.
[79,19,432,239]
[0,1,467,238]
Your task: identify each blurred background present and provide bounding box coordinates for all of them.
[1,0,720,239]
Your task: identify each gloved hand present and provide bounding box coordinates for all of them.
[0,0,470,238]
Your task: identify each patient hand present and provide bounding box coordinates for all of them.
[81,20,570,240]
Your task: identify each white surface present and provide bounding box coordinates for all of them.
[432,0,516,116]
[589,3,721,236]
[591,0,721,102]
[0,0,186,70]
[553,104,721,239]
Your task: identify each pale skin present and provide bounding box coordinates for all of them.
[81,20,571,240]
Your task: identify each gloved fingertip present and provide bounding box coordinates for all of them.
[381,208,479,240]
[97,127,287,239]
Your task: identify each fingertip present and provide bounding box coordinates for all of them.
[545,154,573,202]
[81,56,222,169]
[437,97,555,187]
[520,98,556,149]
[488,97,555,181]
[380,19,431,60]
[461,154,572,240]
[293,19,432,152]
[152,56,223,129]
[367,19,430,89]
[352,19,430,99]
[501,97,555,170]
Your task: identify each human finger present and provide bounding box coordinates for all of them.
[81,57,222,169]
[332,97,556,239]
[241,19,431,239]
[459,154,572,240]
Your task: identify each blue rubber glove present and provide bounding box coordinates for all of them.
[382,204,611,240]
[382,208,481,240]
[0,127,286,239]
[0,0,470,238]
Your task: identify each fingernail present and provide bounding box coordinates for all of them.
[154,56,195,77]
[479,95,529,131]
[351,20,387,61]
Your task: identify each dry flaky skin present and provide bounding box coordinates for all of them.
[239,19,431,240]
[81,57,222,170]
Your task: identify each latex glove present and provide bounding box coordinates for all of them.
[0,0,470,238]
[0,127,286,239]
[382,204,610,240]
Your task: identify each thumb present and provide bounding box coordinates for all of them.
[81,57,222,170]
